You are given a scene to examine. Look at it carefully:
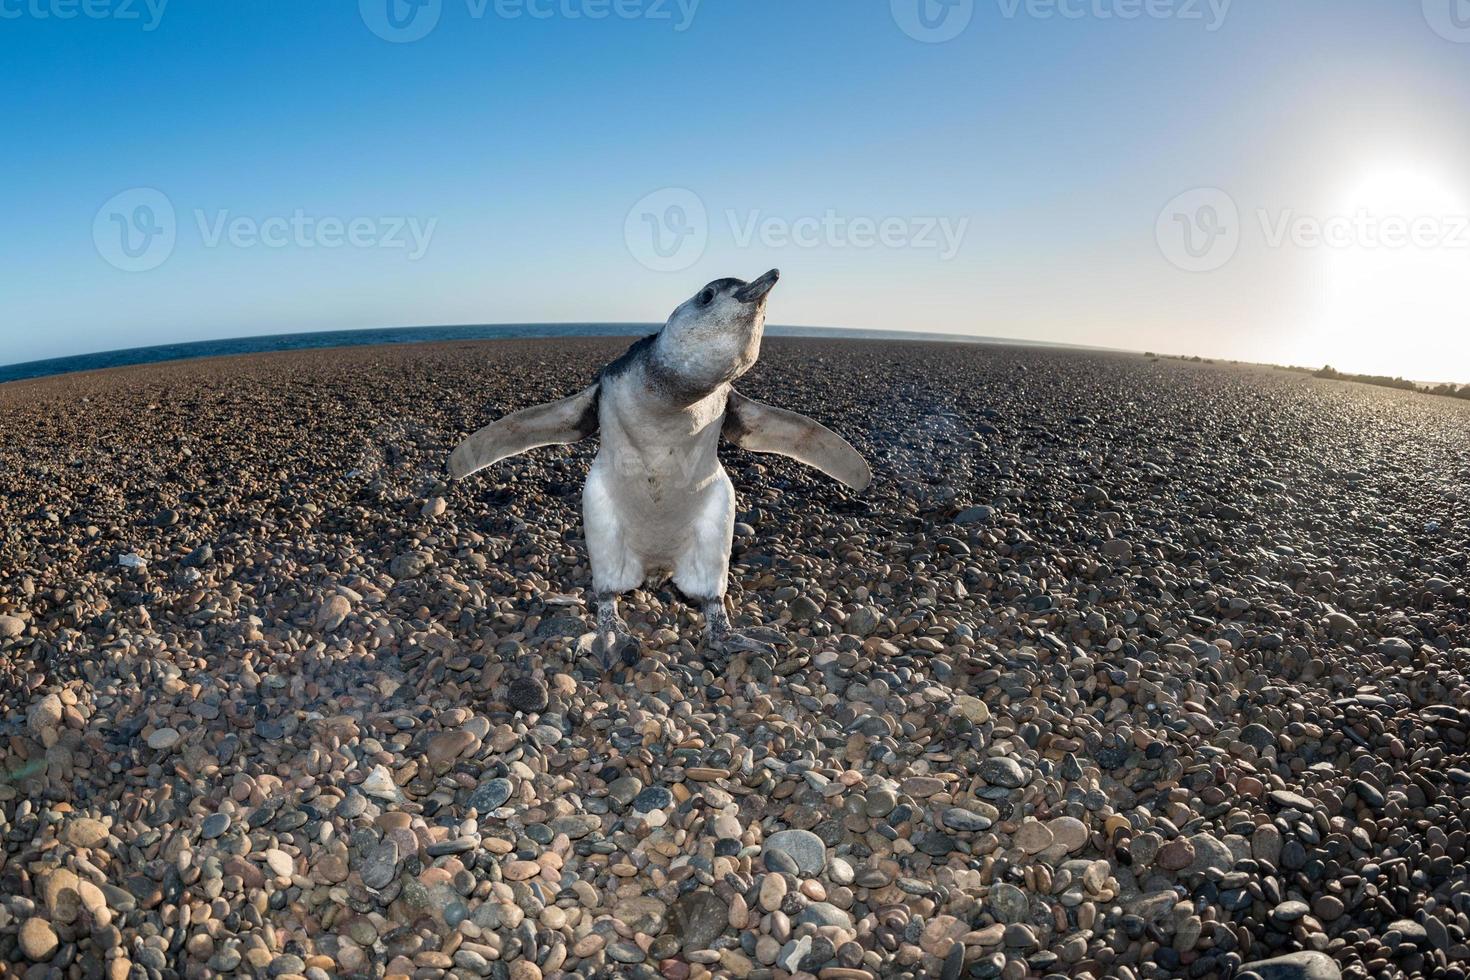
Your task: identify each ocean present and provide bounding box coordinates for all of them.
[0,324,1078,386]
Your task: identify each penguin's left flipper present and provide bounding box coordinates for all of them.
[721,389,872,491]
[448,383,600,480]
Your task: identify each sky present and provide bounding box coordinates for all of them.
[3,0,1470,381]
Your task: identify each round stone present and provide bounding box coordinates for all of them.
[979,756,1030,788]
[1237,951,1342,980]
[943,808,992,833]
[763,829,827,876]
[632,786,674,813]
[794,902,852,930]
[1272,900,1310,923]
[507,677,549,713]
[264,849,294,878]
[1157,838,1196,871]
[147,728,181,750]
[759,873,787,912]
[1047,816,1088,853]
[27,693,61,737]
[469,777,514,813]
[607,940,646,964]
[670,891,728,951]
[64,818,110,848]
[1312,895,1345,921]
[953,695,990,724]
[865,787,898,817]
[1013,822,1053,854]
[19,917,59,961]
[990,882,1029,923]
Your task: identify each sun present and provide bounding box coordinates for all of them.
[1310,164,1470,384]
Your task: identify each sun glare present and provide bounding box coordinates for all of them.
[1310,164,1470,383]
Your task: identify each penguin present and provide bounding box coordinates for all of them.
[448,269,871,662]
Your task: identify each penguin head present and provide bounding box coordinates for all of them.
[655,269,779,393]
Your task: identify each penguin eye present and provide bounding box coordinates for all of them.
[697,288,715,307]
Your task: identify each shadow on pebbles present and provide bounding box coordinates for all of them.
[1,339,1468,980]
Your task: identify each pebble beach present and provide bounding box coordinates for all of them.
[1,337,1468,980]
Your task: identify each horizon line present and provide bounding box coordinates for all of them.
[0,321,1132,374]
[3,321,1461,392]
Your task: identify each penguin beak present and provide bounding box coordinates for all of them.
[735,269,780,304]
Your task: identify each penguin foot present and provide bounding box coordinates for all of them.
[706,627,782,660]
[595,622,641,668]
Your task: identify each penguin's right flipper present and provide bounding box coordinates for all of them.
[722,389,872,491]
[448,383,600,480]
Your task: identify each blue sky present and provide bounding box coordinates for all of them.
[4,0,1469,380]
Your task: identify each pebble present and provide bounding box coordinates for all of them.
[468,777,513,812]
[64,817,110,848]
[1157,837,1196,871]
[632,786,674,812]
[19,917,58,961]
[763,829,827,875]
[760,873,788,912]
[1238,951,1342,979]
[146,727,180,750]
[671,891,728,950]
[361,765,401,801]
[507,676,548,713]
[1013,821,1053,853]
[27,692,62,740]
[979,756,1029,788]
[990,882,1029,923]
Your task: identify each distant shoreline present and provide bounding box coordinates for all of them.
[1145,352,1470,404]
[0,324,1122,386]
[5,326,1464,402]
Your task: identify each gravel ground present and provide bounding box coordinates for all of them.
[1,338,1468,980]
